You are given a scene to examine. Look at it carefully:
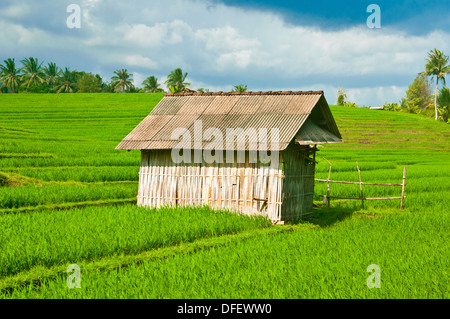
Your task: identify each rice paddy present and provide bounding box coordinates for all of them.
[0,93,448,299]
[5,211,446,299]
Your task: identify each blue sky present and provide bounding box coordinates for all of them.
[1,0,449,105]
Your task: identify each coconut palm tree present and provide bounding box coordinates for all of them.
[20,57,45,90]
[231,84,247,92]
[56,68,77,93]
[142,75,164,93]
[0,58,21,93]
[111,69,133,93]
[165,68,190,92]
[421,49,450,120]
[44,62,61,91]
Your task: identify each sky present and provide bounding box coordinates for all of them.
[1,0,449,106]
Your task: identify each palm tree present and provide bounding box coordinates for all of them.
[142,75,164,93]
[111,69,133,93]
[44,62,61,91]
[197,88,210,93]
[421,49,450,120]
[165,68,190,92]
[0,58,21,93]
[231,84,247,92]
[56,68,76,93]
[20,57,45,90]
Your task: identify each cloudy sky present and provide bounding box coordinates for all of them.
[1,0,449,105]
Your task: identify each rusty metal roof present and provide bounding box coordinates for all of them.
[116,90,342,151]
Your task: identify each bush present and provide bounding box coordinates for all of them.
[0,173,8,187]
[343,101,358,108]
[382,101,401,112]
[437,87,450,123]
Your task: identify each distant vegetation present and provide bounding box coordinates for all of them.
[339,48,450,123]
[0,59,203,94]
[231,84,248,92]
[0,58,242,95]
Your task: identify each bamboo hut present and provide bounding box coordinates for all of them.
[116,90,342,223]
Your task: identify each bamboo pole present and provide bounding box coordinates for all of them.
[356,162,364,209]
[327,196,406,200]
[326,166,331,207]
[401,166,406,210]
[315,179,403,186]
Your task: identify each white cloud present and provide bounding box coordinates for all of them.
[345,86,407,107]
[133,72,145,87]
[119,23,167,48]
[124,54,157,69]
[0,20,64,49]
[216,50,253,69]
[1,3,30,18]
[195,25,260,52]
[116,20,193,48]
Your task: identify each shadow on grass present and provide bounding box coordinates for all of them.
[289,205,357,228]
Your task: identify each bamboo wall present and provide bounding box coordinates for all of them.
[138,146,316,222]
[280,142,316,221]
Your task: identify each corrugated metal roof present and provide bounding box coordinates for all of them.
[202,95,239,114]
[116,90,342,151]
[283,94,321,114]
[176,95,215,115]
[295,119,342,145]
[150,96,187,115]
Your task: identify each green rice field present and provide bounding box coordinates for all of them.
[0,93,448,299]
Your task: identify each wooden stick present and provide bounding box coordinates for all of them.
[401,166,406,210]
[366,197,406,200]
[356,162,364,209]
[326,166,331,207]
[328,196,406,200]
[322,156,332,166]
[315,179,402,186]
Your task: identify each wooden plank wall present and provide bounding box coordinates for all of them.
[137,150,284,222]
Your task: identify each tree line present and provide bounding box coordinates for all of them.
[0,58,249,94]
[336,48,450,123]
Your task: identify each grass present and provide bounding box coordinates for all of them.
[2,211,447,299]
[0,183,138,209]
[0,204,271,278]
[0,225,292,294]
[2,165,139,182]
[0,93,448,299]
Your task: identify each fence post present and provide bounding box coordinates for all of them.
[326,166,331,207]
[356,162,364,209]
[400,166,406,210]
